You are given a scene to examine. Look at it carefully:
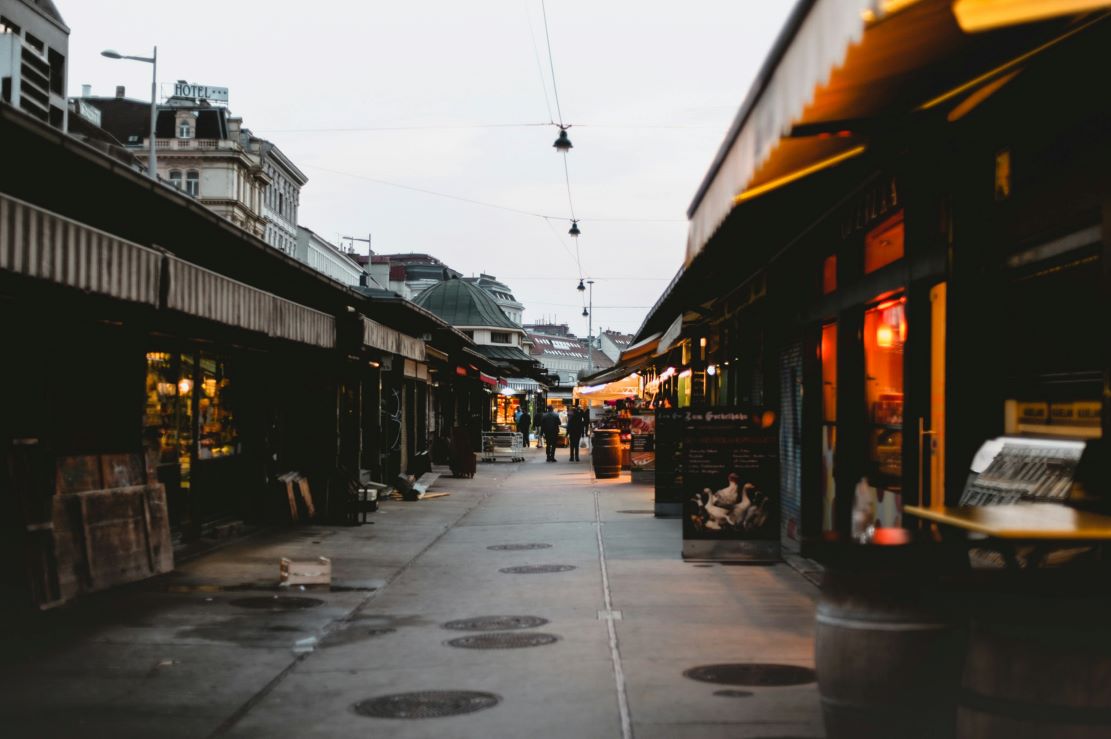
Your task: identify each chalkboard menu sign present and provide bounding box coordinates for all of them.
[630,410,656,485]
[654,409,685,517]
[680,407,780,562]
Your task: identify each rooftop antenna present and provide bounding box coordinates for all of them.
[342,233,372,257]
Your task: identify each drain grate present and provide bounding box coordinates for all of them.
[616,510,655,514]
[353,691,500,719]
[498,564,575,574]
[445,632,559,649]
[713,689,755,698]
[683,663,817,687]
[487,543,551,551]
[442,615,549,631]
[230,596,323,611]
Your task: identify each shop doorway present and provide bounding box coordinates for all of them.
[925,282,946,510]
[856,295,906,531]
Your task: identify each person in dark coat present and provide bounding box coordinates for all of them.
[567,401,586,461]
[516,407,531,445]
[539,405,561,462]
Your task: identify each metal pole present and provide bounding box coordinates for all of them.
[587,280,594,372]
[148,46,158,180]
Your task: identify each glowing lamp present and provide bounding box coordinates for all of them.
[178,378,193,395]
[877,323,895,348]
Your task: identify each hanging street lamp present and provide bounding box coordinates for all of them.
[568,220,581,237]
[576,279,586,292]
[553,126,573,152]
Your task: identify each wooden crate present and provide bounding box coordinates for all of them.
[279,556,332,586]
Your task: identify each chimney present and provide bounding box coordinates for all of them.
[115,85,125,99]
[81,84,91,98]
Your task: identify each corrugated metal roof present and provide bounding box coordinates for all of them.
[475,344,534,362]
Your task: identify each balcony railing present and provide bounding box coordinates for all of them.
[151,138,240,151]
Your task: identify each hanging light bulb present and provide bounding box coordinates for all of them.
[582,307,589,317]
[568,220,581,237]
[576,279,586,292]
[553,126,573,152]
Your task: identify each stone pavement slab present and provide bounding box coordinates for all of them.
[0,449,823,738]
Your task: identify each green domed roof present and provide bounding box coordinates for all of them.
[414,277,520,330]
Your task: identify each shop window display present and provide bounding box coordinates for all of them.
[143,352,239,495]
[197,355,239,459]
[856,296,906,533]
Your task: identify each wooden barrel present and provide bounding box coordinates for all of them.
[958,583,1111,739]
[816,553,964,739]
[591,430,622,479]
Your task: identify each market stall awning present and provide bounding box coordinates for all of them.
[506,377,542,392]
[166,255,335,348]
[574,374,642,403]
[1,192,161,306]
[685,0,1109,263]
[621,332,661,362]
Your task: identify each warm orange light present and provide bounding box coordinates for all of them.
[952,0,1111,33]
[877,323,895,348]
[178,378,193,395]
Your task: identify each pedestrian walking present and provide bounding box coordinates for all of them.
[539,405,561,462]
[516,406,531,446]
[567,401,586,461]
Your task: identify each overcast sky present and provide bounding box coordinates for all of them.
[60,1,793,336]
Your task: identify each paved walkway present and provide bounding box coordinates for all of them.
[0,449,823,739]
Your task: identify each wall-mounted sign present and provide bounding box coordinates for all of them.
[841,176,899,239]
[172,81,229,103]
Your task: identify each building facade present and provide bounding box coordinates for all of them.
[366,253,460,299]
[598,330,633,363]
[244,133,306,256]
[81,91,270,238]
[295,226,364,286]
[464,273,525,325]
[0,0,67,130]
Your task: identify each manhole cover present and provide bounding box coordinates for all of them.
[442,615,549,631]
[713,689,754,698]
[230,596,323,611]
[445,632,560,649]
[616,510,655,514]
[683,663,817,686]
[487,543,551,551]
[498,564,576,574]
[353,691,500,719]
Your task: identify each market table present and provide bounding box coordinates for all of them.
[905,502,1111,568]
[904,503,1111,736]
[905,502,1111,539]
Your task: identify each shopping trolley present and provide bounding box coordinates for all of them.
[481,431,525,462]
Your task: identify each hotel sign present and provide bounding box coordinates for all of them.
[172,81,229,103]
